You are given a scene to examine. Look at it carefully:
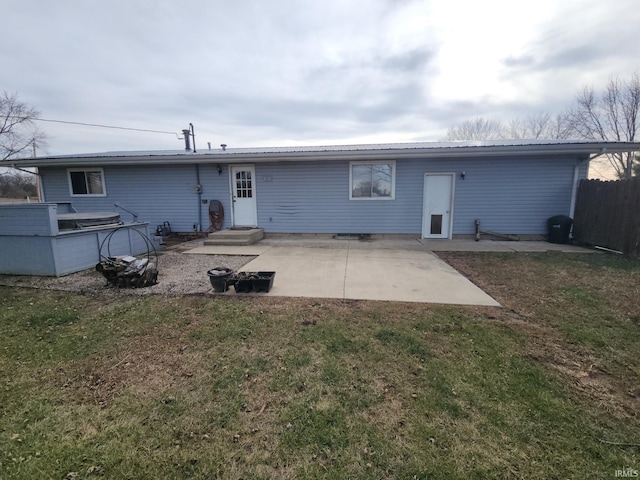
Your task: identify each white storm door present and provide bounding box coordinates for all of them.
[422,174,454,239]
[230,165,257,226]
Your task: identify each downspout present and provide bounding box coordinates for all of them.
[189,123,202,232]
[195,164,202,232]
[37,167,44,202]
[569,148,605,218]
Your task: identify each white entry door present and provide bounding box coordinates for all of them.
[230,165,257,227]
[422,174,454,239]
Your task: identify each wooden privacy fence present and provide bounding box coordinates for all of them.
[573,178,640,256]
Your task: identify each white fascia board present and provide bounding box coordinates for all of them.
[8,141,640,168]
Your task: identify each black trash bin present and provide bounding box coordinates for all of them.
[547,215,573,244]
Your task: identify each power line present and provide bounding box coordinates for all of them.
[35,118,179,136]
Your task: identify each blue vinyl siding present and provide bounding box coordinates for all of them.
[0,236,56,275]
[0,203,58,235]
[0,203,152,276]
[41,164,232,232]
[255,161,419,234]
[256,155,582,235]
[449,155,579,234]
[39,154,586,236]
[51,225,151,276]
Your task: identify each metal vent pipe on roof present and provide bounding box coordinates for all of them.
[221,144,227,151]
[189,123,196,153]
[182,129,191,151]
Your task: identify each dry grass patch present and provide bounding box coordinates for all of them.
[440,252,640,416]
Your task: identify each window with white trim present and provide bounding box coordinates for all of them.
[349,161,395,200]
[68,169,106,196]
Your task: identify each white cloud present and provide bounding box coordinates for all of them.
[1,0,639,155]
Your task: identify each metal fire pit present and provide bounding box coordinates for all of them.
[96,227,158,288]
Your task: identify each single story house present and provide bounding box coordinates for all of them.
[8,140,640,239]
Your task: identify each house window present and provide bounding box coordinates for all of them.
[235,170,253,198]
[68,169,106,196]
[349,161,395,200]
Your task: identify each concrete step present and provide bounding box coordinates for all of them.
[204,228,264,246]
[207,229,263,242]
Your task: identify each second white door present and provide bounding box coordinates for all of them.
[422,174,454,239]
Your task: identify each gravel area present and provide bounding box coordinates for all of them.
[0,240,256,298]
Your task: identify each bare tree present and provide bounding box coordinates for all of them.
[443,113,570,142]
[0,91,47,161]
[506,112,572,140]
[566,74,640,179]
[442,117,505,141]
[0,171,37,198]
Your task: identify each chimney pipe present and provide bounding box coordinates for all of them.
[221,144,227,151]
[189,123,196,153]
[182,129,191,151]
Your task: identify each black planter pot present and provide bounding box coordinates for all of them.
[207,267,234,292]
[233,272,254,293]
[251,271,276,292]
[232,271,276,293]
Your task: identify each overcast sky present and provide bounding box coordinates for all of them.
[2,0,639,156]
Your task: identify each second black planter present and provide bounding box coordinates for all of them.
[232,271,276,293]
[233,272,254,293]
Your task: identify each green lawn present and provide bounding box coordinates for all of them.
[1,252,639,479]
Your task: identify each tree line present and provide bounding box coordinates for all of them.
[0,172,37,198]
[443,74,640,179]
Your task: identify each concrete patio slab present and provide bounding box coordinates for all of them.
[499,241,593,253]
[259,246,350,257]
[185,238,595,255]
[237,248,349,299]
[212,243,500,306]
[184,244,274,256]
[182,238,593,305]
[343,249,499,305]
[418,239,595,253]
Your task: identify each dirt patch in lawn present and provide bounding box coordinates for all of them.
[58,331,204,408]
